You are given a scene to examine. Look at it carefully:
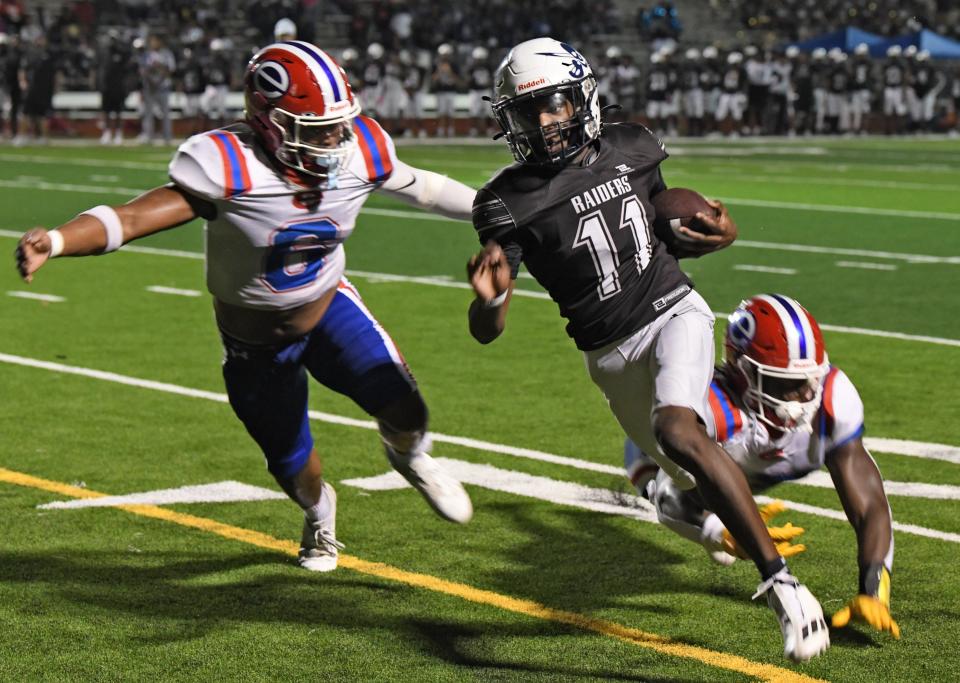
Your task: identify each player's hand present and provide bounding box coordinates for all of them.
[15,228,53,283]
[674,199,738,257]
[832,594,900,639]
[467,242,510,303]
[722,500,806,559]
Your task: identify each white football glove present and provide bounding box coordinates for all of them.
[754,570,830,662]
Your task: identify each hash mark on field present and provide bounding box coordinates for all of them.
[733,264,797,275]
[37,480,287,509]
[146,285,203,297]
[836,261,898,271]
[7,290,65,302]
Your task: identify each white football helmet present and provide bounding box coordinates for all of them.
[812,47,827,60]
[854,42,869,56]
[886,45,902,58]
[492,37,601,165]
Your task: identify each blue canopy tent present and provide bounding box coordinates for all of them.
[873,29,960,59]
[786,27,886,53]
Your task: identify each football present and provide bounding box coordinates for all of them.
[651,188,716,245]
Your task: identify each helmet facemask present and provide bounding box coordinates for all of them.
[267,107,357,187]
[735,354,828,433]
[493,78,599,165]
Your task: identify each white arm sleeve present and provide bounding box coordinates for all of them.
[378,159,476,221]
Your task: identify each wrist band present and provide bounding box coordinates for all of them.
[47,229,65,258]
[79,205,124,253]
[483,290,508,309]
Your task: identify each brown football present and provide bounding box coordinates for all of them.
[651,188,716,245]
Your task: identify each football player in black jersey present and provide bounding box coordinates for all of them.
[466,38,830,663]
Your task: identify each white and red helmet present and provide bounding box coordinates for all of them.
[724,294,829,432]
[244,41,361,183]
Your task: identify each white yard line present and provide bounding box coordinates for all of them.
[698,169,958,192]
[732,265,797,275]
[714,196,960,221]
[0,153,167,171]
[836,261,899,271]
[146,285,203,297]
[7,291,65,302]
[753,495,960,544]
[2,352,959,543]
[0,178,146,195]
[734,240,960,264]
[1,351,957,470]
[2,173,959,222]
[793,470,960,499]
[2,229,957,346]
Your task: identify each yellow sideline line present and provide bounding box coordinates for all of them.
[0,467,824,683]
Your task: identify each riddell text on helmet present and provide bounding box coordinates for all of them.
[516,78,547,92]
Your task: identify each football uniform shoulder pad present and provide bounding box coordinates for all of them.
[601,122,669,165]
[820,366,865,449]
[169,124,256,201]
[351,115,398,183]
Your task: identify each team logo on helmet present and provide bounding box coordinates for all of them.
[534,42,590,79]
[727,308,757,350]
[253,60,290,100]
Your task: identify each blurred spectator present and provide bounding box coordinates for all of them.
[138,34,175,144]
[99,30,131,144]
[22,33,59,144]
[431,42,460,137]
[177,45,206,136]
[1,32,24,141]
[466,45,493,136]
[200,38,231,129]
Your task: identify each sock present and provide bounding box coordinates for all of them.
[304,483,333,522]
[758,556,788,581]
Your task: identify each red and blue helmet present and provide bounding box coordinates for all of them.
[724,294,829,432]
[244,41,361,182]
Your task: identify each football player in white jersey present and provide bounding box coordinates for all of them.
[15,41,476,573]
[625,294,899,640]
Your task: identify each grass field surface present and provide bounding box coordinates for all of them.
[1,135,958,682]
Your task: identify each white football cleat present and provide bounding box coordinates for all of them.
[387,449,473,524]
[754,570,830,662]
[298,482,344,572]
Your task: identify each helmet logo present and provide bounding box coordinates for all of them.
[727,309,756,350]
[254,60,290,100]
[561,42,588,78]
[534,42,590,79]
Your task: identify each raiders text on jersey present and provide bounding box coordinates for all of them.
[472,123,693,350]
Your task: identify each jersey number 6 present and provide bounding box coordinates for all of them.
[263,217,340,292]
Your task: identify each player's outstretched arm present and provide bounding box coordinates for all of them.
[672,199,738,258]
[15,185,204,283]
[378,159,476,221]
[466,241,512,344]
[826,437,900,638]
